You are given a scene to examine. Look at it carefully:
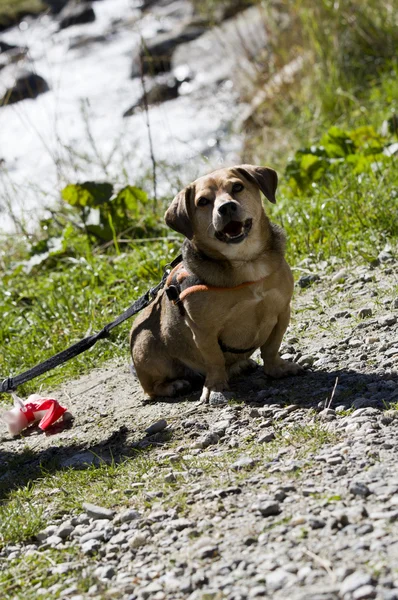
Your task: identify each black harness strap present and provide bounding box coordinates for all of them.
[0,254,183,394]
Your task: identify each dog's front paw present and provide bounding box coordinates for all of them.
[200,380,229,403]
[263,358,303,379]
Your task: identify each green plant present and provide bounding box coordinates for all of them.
[61,182,162,244]
[285,125,393,192]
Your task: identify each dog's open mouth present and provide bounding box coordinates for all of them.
[215,218,252,244]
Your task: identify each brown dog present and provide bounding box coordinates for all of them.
[130,164,301,401]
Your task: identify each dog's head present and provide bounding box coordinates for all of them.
[165,164,278,258]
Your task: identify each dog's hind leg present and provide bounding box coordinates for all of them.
[151,378,192,398]
[261,308,303,377]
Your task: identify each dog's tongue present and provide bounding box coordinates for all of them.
[222,221,243,237]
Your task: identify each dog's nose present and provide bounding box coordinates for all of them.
[218,202,238,216]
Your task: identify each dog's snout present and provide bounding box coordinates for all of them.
[218,201,238,216]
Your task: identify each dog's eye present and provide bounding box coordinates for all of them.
[197,197,210,206]
[232,182,244,194]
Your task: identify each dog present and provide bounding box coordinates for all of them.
[130,164,301,402]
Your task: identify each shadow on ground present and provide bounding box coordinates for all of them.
[0,362,396,500]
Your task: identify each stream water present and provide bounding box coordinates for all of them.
[0,0,268,232]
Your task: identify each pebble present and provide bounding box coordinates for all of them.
[193,432,220,449]
[253,501,281,517]
[358,307,373,319]
[340,572,373,595]
[298,274,320,288]
[113,509,141,525]
[353,585,377,599]
[146,419,168,435]
[349,481,371,498]
[231,456,257,470]
[81,539,102,555]
[82,503,114,520]
[258,431,275,443]
[95,565,116,580]
[57,523,74,539]
[209,392,232,406]
[379,315,397,327]
[128,532,149,549]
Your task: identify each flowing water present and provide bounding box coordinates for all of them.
[0,0,268,231]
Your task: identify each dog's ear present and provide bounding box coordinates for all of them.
[165,185,195,239]
[234,165,278,204]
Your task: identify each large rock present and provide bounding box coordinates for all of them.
[59,2,96,29]
[172,6,269,88]
[123,75,180,117]
[0,72,49,107]
[131,21,206,77]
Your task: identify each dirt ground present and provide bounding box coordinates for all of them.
[0,258,397,491]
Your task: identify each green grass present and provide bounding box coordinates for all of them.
[0,0,44,28]
[1,548,100,600]
[0,236,180,397]
[0,420,336,548]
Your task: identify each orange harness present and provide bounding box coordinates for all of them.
[165,261,265,354]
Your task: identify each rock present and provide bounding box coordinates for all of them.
[208,391,232,406]
[352,585,377,599]
[57,523,74,539]
[167,518,194,531]
[60,451,99,468]
[128,531,149,549]
[145,419,168,435]
[193,432,220,449]
[164,472,177,483]
[349,481,371,498]
[211,419,232,436]
[378,250,393,263]
[332,269,348,283]
[358,307,373,319]
[80,531,105,543]
[113,509,141,525]
[378,315,397,327]
[59,2,96,29]
[298,274,320,288]
[258,431,275,443]
[297,354,315,366]
[82,502,114,520]
[231,456,257,470]
[266,569,296,591]
[1,72,49,107]
[318,408,336,421]
[253,500,281,517]
[340,572,373,596]
[95,565,116,580]
[196,545,219,559]
[123,77,180,117]
[81,538,101,555]
[44,535,63,547]
[308,517,326,529]
[36,525,58,542]
[131,22,207,77]
[335,310,352,318]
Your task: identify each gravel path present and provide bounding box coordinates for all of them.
[1,257,397,599]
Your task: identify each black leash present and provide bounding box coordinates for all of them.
[0,254,182,394]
